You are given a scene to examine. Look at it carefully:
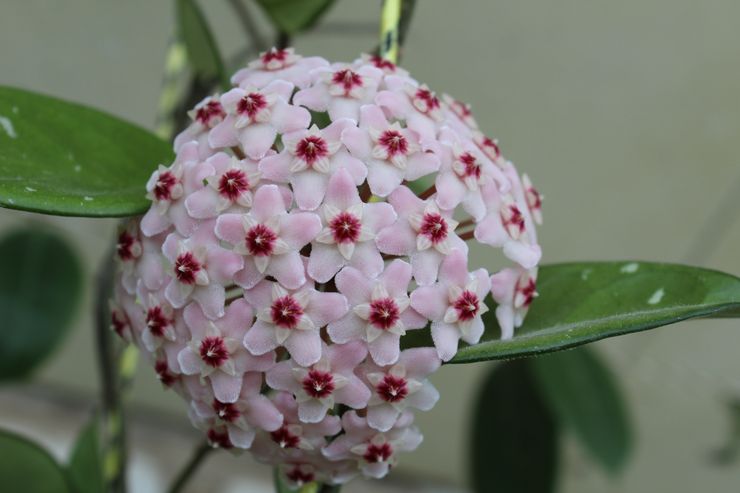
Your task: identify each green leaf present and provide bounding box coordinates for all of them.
[0,228,83,381]
[0,429,73,492]
[451,261,740,363]
[68,417,104,493]
[470,361,558,493]
[531,347,632,474]
[255,0,336,34]
[176,0,229,89]
[0,86,173,217]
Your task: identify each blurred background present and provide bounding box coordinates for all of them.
[1,0,739,491]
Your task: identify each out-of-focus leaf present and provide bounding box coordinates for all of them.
[68,417,104,493]
[0,86,172,217]
[0,429,73,492]
[0,228,83,381]
[176,0,229,89]
[451,262,740,363]
[255,0,336,34]
[470,360,558,493]
[532,347,632,474]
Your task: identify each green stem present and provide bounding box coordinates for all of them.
[276,31,291,49]
[377,0,417,64]
[166,442,214,493]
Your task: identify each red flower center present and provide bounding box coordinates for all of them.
[369,55,396,72]
[174,252,202,284]
[236,92,267,120]
[218,169,250,201]
[369,298,400,330]
[501,204,525,238]
[111,310,129,338]
[261,48,290,68]
[413,88,440,114]
[116,231,137,261]
[207,428,233,449]
[453,290,480,321]
[376,374,408,403]
[526,186,542,211]
[286,467,315,485]
[271,425,301,448]
[364,442,393,463]
[199,336,229,368]
[419,212,449,244]
[245,224,278,256]
[458,152,482,180]
[212,399,241,423]
[194,100,225,127]
[146,305,171,337]
[302,370,335,399]
[329,212,362,244]
[517,278,537,308]
[155,360,177,387]
[378,129,409,157]
[154,171,178,201]
[270,295,304,329]
[477,135,501,161]
[331,69,363,95]
[295,135,329,166]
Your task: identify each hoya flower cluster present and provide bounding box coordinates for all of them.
[111,48,542,486]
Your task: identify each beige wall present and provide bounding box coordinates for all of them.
[1,0,739,491]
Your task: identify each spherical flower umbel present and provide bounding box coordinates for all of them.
[112,48,543,486]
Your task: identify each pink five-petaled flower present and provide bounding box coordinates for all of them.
[342,104,440,197]
[259,120,366,210]
[411,249,491,361]
[232,48,329,90]
[376,185,467,286]
[375,77,444,146]
[266,341,371,423]
[360,348,440,432]
[522,173,543,225]
[243,280,348,367]
[209,80,311,160]
[322,411,422,479]
[251,391,342,463]
[142,141,215,237]
[490,267,538,340]
[475,178,542,269]
[294,63,384,121]
[140,293,177,352]
[184,152,261,219]
[174,95,227,159]
[215,184,321,289]
[328,260,426,366]
[188,371,283,449]
[308,168,396,282]
[162,224,244,319]
[178,301,275,403]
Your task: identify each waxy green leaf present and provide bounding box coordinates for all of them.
[255,0,336,34]
[0,86,172,217]
[0,228,83,381]
[452,262,740,363]
[532,347,632,473]
[176,0,229,89]
[470,360,559,493]
[68,417,104,493]
[0,429,73,492]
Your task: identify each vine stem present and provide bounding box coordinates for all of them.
[166,442,214,493]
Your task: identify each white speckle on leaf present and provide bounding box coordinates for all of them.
[581,268,593,280]
[648,288,665,305]
[25,186,36,192]
[74,165,81,172]
[0,116,17,139]
[621,262,639,274]
[83,196,94,201]
[12,106,18,114]
[7,198,15,204]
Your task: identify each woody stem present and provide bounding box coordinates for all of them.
[166,442,214,493]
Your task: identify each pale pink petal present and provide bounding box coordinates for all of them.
[258,152,293,183]
[177,347,201,375]
[183,302,209,339]
[244,320,278,355]
[405,151,440,181]
[367,161,405,197]
[240,123,277,160]
[410,285,447,321]
[400,307,428,329]
[184,188,221,219]
[284,330,322,366]
[438,248,469,287]
[228,427,256,449]
[368,332,400,366]
[399,347,441,378]
[210,372,243,403]
[341,126,372,160]
[234,258,264,289]
[280,212,322,248]
[266,361,300,393]
[245,394,284,431]
[328,98,361,122]
[347,242,384,279]
[219,299,254,338]
[380,259,412,297]
[495,305,515,340]
[327,341,368,371]
[308,244,346,283]
[362,202,396,232]
[271,100,311,133]
[208,117,239,148]
[299,399,330,423]
[252,185,287,221]
[434,171,466,211]
[410,248,443,286]
[193,284,226,319]
[335,267,373,305]
[431,322,460,362]
[375,221,416,256]
[293,84,330,111]
[292,171,329,210]
[462,316,485,345]
[214,214,246,245]
[503,241,542,269]
[367,403,399,432]
[207,249,244,284]
[405,382,439,411]
[140,209,171,237]
[327,315,365,344]
[324,168,360,210]
[334,377,371,409]
[242,279,274,309]
[267,252,306,290]
[461,192,486,222]
[240,351,276,372]
[307,291,349,327]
